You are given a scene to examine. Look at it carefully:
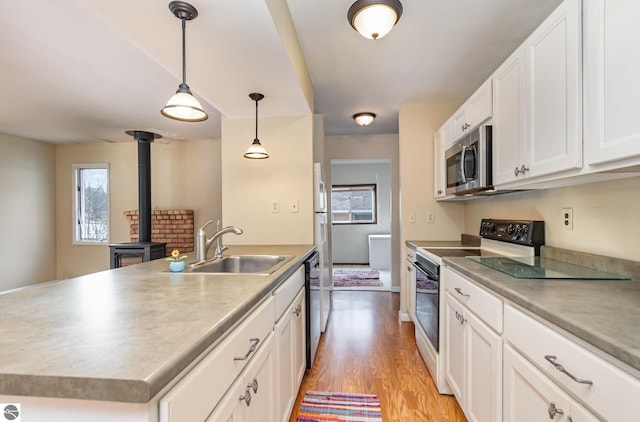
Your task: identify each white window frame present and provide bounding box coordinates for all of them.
[331,184,377,225]
[72,163,110,245]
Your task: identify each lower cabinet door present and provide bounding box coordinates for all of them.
[207,333,276,422]
[503,344,599,422]
[275,298,295,422]
[466,312,502,422]
[444,293,466,402]
[292,290,307,389]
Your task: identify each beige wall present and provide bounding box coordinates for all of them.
[325,133,400,287]
[221,115,314,245]
[399,103,464,243]
[0,133,56,291]
[465,176,640,261]
[55,138,222,279]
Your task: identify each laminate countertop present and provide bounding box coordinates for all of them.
[0,245,315,403]
[443,253,640,375]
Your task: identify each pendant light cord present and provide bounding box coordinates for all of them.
[181,18,187,86]
[255,98,259,140]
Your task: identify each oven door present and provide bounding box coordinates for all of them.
[412,260,440,352]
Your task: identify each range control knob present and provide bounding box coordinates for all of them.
[506,224,516,235]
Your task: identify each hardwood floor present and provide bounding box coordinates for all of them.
[289,290,467,421]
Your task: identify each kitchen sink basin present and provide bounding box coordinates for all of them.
[187,255,293,275]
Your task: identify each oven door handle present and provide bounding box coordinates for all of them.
[412,260,439,280]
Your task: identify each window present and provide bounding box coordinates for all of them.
[73,164,109,244]
[331,184,377,224]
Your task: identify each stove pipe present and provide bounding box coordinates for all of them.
[125,130,162,243]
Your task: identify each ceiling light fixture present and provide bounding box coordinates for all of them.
[161,1,208,122]
[244,93,269,159]
[347,0,403,40]
[353,112,376,126]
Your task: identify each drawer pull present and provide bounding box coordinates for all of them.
[234,338,260,361]
[247,378,259,394]
[544,355,593,385]
[239,390,252,406]
[454,287,470,298]
[547,402,564,419]
[293,304,302,317]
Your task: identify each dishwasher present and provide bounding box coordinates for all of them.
[304,251,320,369]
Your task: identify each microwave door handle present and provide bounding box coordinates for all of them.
[460,145,467,182]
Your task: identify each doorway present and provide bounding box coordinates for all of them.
[329,159,392,291]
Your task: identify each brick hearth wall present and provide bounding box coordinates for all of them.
[124,210,194,257]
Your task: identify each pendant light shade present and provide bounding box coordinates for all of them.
[347,0,403,40]
[244,93,269,159]
[353,112,376,126]
[161,1,208,122]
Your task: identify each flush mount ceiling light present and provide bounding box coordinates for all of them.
[353,112,376,126]
[161,1,208,122]
[347,0,403,40]
[244,93,269,159]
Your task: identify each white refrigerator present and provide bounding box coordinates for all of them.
[313,162,331,332]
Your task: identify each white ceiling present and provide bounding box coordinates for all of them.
[0,0,562,144]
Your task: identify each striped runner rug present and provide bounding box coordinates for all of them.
[296,391,383,422]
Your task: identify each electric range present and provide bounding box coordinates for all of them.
[411,219,544,394]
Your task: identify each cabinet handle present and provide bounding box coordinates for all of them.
[239,389,252,406]
[437,189,443,195]
[514,166,521,176]
[455,311,466,325]
[544,355,593,385]
[520,164,529,175]
[568,417,573,422]
[234,338,260,361]
[293,304,302,317]
[547,402,564,419]
[247,378,259,394]
[454,287,470,298]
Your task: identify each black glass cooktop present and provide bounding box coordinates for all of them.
[467,256,630,280]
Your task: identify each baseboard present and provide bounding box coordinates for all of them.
[398,311,411,322]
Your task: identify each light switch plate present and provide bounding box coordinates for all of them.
[271,200,279,213]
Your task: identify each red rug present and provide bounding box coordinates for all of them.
[333,268,382,287]
[296,391,382,421]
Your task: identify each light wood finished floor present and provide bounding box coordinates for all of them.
[289,290,466,421]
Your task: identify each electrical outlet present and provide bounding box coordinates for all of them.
[409,212,416,223]
[562,207,573,231]
[426,211,435,223]
[289,200,299,213]
[271,200,279,213]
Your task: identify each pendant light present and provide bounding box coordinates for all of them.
[244,93,269,159]
[347,0,403,40]
[353,112,376,126]
[161,1,208,122]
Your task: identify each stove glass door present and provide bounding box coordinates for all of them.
[412,260,439,352]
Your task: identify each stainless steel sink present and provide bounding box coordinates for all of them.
[186,255,293,275]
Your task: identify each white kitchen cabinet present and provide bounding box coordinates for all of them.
[451,79,493,142]
[274,267,306,422]
[505,304,640,421]
[492,0,582,187]
[445,292,502,422]
[492,46,526,186]
[443,267,503,422]
[206,332,277,422]
[433,128,448,199]
[584,0,640,167]
[503,344,599,422]
[159,296,275,422]
[405,247,417,321]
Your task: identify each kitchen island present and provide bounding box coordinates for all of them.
[0,244,314,420]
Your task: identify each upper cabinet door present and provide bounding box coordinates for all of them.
[492,47,526,186]
[585,0,640,165]
[524,0,583,179]
[451,79,493,142]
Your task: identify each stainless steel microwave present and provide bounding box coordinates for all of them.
[445,125,493,195]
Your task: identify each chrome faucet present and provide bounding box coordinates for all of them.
[195,220,243,264]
